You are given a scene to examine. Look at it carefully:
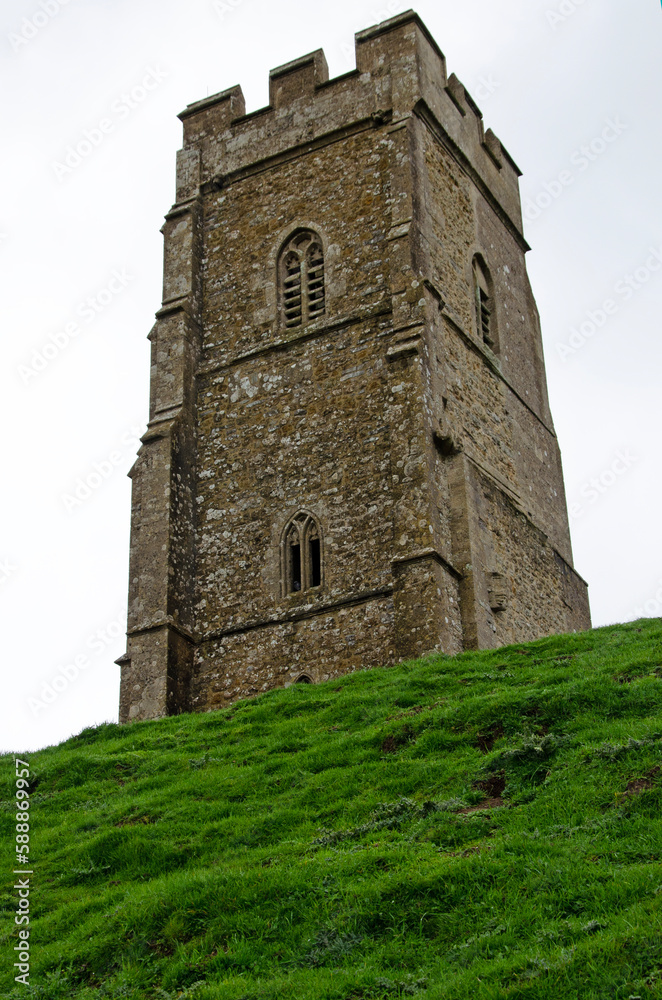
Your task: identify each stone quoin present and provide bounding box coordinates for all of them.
[116,10,591,723]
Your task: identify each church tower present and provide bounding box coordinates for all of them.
[117,10,590,723]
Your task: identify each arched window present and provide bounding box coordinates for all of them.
[295,674,313,684]
[473,255,496,350]
[279,231,325,328]
[281,511,323,596]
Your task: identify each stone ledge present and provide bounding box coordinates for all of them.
[387,338,421,361]
[392,547,461,580]
[127,620,196,642]
[208,113,384,194]
[201,587,395,644]
[196,300,394,378]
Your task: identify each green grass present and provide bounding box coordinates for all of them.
[2,619,662,1000]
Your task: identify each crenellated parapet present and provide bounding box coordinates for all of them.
[176,10,523,238]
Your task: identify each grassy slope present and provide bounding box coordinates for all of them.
[2,619,662,1000]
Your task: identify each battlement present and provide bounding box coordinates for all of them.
[176,10,523,234]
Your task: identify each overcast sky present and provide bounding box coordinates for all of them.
[1,0,660,754]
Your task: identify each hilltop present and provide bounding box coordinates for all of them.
[2,619,662,999]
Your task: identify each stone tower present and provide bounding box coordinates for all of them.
[117,10,590,723]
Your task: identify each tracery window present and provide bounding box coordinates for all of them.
[281,511,323,596]
[279,231,326,328]
[473,255,496,350]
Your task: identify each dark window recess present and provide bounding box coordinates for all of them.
[310,537,321,587]
[307,245,325,321]
[279,231,325,328]
[479,288,492,344]
[473,255,496,351]
[282,511,323,596]
[291,544,302,592]
[295,674,313,684]
[283,252,303,328]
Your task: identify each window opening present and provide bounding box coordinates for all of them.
[310,536,321,588]
[283,251,303,328]
[479,288,491,343]
[291,543,302,592]
[281,511,323,596]
[307,243,326,321]
[473,256,496,350]
[279,231,326,328]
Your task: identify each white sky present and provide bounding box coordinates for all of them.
[1,0,660,754]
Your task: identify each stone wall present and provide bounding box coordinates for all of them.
[194,317,397,632]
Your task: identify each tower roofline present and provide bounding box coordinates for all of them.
[178,84,245,122]
[355,8,445,65]
[174,11,524,235]
[177,11,438,124]
[269,48,329,83]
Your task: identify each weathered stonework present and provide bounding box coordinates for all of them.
[117,10,590,723]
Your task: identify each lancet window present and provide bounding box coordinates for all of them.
[473,255,496,350]
[279,231,326,328]
[281,511,323,596]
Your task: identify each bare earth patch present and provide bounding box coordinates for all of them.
[622,765,661,799]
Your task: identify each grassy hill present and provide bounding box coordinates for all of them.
[2,619,662,1000]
